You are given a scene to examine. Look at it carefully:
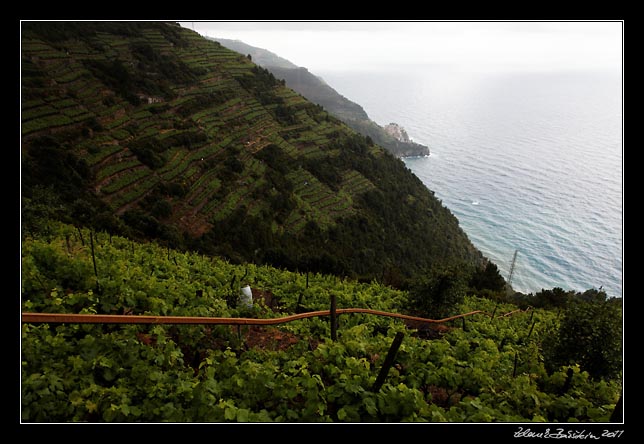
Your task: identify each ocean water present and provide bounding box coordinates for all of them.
[321,68,623,298]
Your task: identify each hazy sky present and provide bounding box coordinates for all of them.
[178,21,623,74]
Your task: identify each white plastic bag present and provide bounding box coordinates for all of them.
[239,285,253,308]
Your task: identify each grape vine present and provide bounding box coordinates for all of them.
[21,222,621,422]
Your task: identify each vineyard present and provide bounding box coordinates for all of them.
[21,23,355,236]
[21,21,485,286]
[21,222,621,422]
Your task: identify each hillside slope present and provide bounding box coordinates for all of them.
[207,37,299,69]
[212,37,430,158]
[21,21,483,283]
[20,223,621,422]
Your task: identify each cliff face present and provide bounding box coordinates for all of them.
[213,38,430,158]
[207,37,299,69]
[384,123,411,143]
[267,66,370,122]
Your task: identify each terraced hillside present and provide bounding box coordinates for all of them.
[21,21,484,283]
[213,37,430,158]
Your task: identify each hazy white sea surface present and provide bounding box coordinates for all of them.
[321,68,623,298]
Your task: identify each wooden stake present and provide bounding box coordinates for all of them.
[527,319,537,339]
[512,352,519,378]
[77,226,84,246]
[372,332,405,392]
[89,230,99,293]
[330,293,337,341]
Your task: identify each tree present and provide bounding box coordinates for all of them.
[542,292,622,380]
[22,185,66,237]
[406,265,468,319]
[533,287,570,309]
[469,261,506,293]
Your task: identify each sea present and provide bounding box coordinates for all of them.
[320,67,623,298]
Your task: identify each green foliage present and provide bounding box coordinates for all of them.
[255,144,294,175]
[128,137,167,169]
[469,261,506,294]
[21,21,623,423]
[21,224,622,422]
[22,135,92,201]
[21,21,484,287]
[542,294,622,381]
[259,64,429,157]
[84,59,142,105]
[405,265,470,319]
[22,186,67,238]
[510,287,571,309]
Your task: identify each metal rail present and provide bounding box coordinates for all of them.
[21,308,527,326]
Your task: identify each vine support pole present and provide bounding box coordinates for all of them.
[76,225,84,246]
[372,332,405,392]
[512,352,519,378]
[89,230,99,293]
[526,319,537,339]
[330,293,337,341]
